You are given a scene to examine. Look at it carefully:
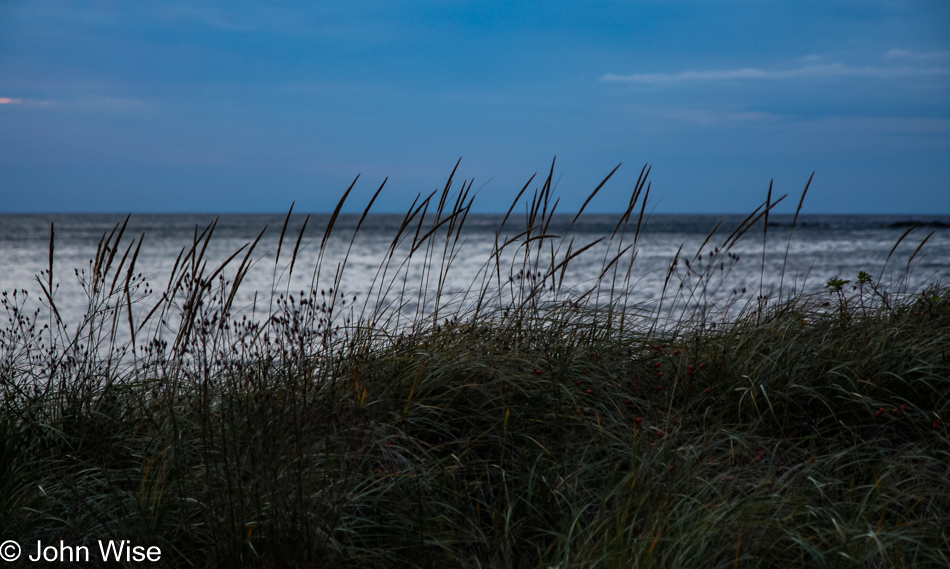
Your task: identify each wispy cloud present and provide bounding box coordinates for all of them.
[150,6,258,32]
[664,108,781,126]
[884,49,950,62]
[71,97,149,112]
[0,96,151,112]
[792,115,950,136]
[601,63,949,83]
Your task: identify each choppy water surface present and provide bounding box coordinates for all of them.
[1,213,949,329]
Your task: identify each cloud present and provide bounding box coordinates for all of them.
[72,97,148,112]
[1,96,149,112]
[601,63,950,83]
[664,108,780,126]
[884,49,950,61]
[792,115,950,136]
[150,5,258,32]
[614,101,950,141]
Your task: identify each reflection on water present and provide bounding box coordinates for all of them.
[1,213,949,329]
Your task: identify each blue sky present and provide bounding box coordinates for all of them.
[1,1,948,214]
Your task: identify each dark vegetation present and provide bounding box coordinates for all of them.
[1,163,948,567]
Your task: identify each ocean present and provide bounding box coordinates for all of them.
[1,213,949,329]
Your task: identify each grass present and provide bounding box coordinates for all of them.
[1,163,948,568]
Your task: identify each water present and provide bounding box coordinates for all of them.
[1,213,949,329]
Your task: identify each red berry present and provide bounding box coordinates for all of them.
[934,419,942,429]
[669,464,674,470]
[655,362,661,368]
[575,381,581,387]
[705,388,711,394]
[657,430,664,437]
[636,417,642,424]
[657,372,664,378]
[586,389,592,394]
[535,369,542,375]
[673,350,680,356]
[624,398,632,405]
[699,363,706,370]
[657,385,663,390]
[386,440,392,446]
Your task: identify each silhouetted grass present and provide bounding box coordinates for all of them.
[1,163,947,568]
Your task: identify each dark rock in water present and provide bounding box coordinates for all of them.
[887,220,950,229]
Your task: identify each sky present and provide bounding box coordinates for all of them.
[1,0,949,214]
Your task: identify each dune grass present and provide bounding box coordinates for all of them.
[1,163,948,568]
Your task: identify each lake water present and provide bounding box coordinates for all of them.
[1,213,949,330]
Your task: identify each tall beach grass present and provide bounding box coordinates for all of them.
[1,163,948,568]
